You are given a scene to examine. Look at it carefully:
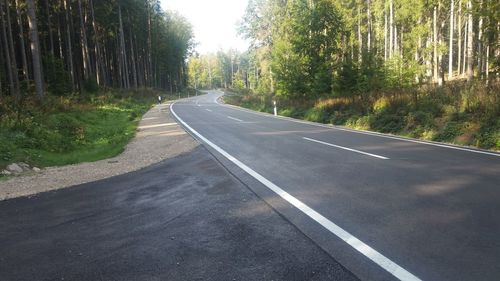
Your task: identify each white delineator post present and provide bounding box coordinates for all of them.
[273,100,277,116]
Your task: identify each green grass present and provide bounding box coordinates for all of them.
[0,89,177,170]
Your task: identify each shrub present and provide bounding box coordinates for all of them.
[405,111,435,131]
[305,107,329,123]
[370,113,405,133]
[43,55,72,96]
[433,121,463,142]
[84,77,99,93]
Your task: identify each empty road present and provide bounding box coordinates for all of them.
[171,91,500,281]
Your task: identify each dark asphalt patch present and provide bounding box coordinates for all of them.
[0,147,358,281]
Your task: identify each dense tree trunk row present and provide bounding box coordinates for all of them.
[0,0,193,100]
[231,0,499,98]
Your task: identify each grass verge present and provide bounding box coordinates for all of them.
[223,81,500,151]
[0,89,178,170]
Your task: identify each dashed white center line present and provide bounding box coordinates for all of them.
[303,137,389,160]
[205,109,212,112]
[170,102,420,281]
[227,116,243,122]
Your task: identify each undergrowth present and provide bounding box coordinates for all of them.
[224,81,500,150]
[0,89,176,170]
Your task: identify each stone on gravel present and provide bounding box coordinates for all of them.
[6,163,23,174]
[0,103,198,201]
[1,170,12,176]
[32,167,41,172]
[18,162,31,171]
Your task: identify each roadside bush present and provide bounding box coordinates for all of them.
[405,111,435,131]
[346,115,371,130]
[43,55,72,96]
[84,77,99,93]
[305,107,329,123]
[433,121,463,142]
[370,113,405,133]
[475,116,500,149]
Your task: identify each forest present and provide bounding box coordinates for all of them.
[0,0,193,97]
[0,0,193,170]
[189,0,500,150]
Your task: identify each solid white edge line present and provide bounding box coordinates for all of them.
[170,100,421,281]
[227,116,243,122]
[303,137,389,160]
[214,91,500,158]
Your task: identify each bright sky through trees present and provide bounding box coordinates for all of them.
[161,0,250,54]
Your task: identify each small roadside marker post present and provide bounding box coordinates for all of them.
[273,100,277,116]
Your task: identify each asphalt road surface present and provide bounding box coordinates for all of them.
[0,147,357,281]
[170,91,500,281]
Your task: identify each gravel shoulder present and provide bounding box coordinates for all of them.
[0,102,198,201]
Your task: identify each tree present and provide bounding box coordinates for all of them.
[26,0,44,99]
[448,0,454,80]
[466,0,473,81]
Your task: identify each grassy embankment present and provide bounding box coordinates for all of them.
[0,89,180,171]
[224,81,500,151]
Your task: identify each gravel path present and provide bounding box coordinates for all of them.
[0,102,198,201]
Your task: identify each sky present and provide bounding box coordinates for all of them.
[160,0,250,54]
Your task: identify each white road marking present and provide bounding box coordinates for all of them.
[205,109,212,112]
[227,116,243,122]
[214,92,500,158]
[171,101,421,281]
[303,137,389,160]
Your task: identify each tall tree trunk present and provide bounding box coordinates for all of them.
[43,0,54,55]
[415,18,422,83]
[438,1,444,85]
[231,55,234,87]
[476,1,483,76]
[63,0,75,90]
[118,5,129,89]
[384,9,387,61]
[457,0,462,75]
[394,25,398,56]
[400,26,404,58]
[485,44,489,80]
[26,0,44,99]
[433,5,438,83]
[357,6,362,63]
[448,0,454,80]
[366,0,371,53]
[15,0,29,82]
[389,0,393,58]
[89,0,102,86]
[78,0,90,80]
[466,0,473,81]
[462,14,467,77]
[129,28,138,88]
[116,33,123,88]
[4,0,20,98]
[0,0,15,97]
[147,2,153,87]
[57,14,63,59]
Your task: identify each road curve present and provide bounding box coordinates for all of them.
[171,90,500,281]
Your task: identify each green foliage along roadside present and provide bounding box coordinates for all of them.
[0,89,175,170]
[224,80,500,151]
